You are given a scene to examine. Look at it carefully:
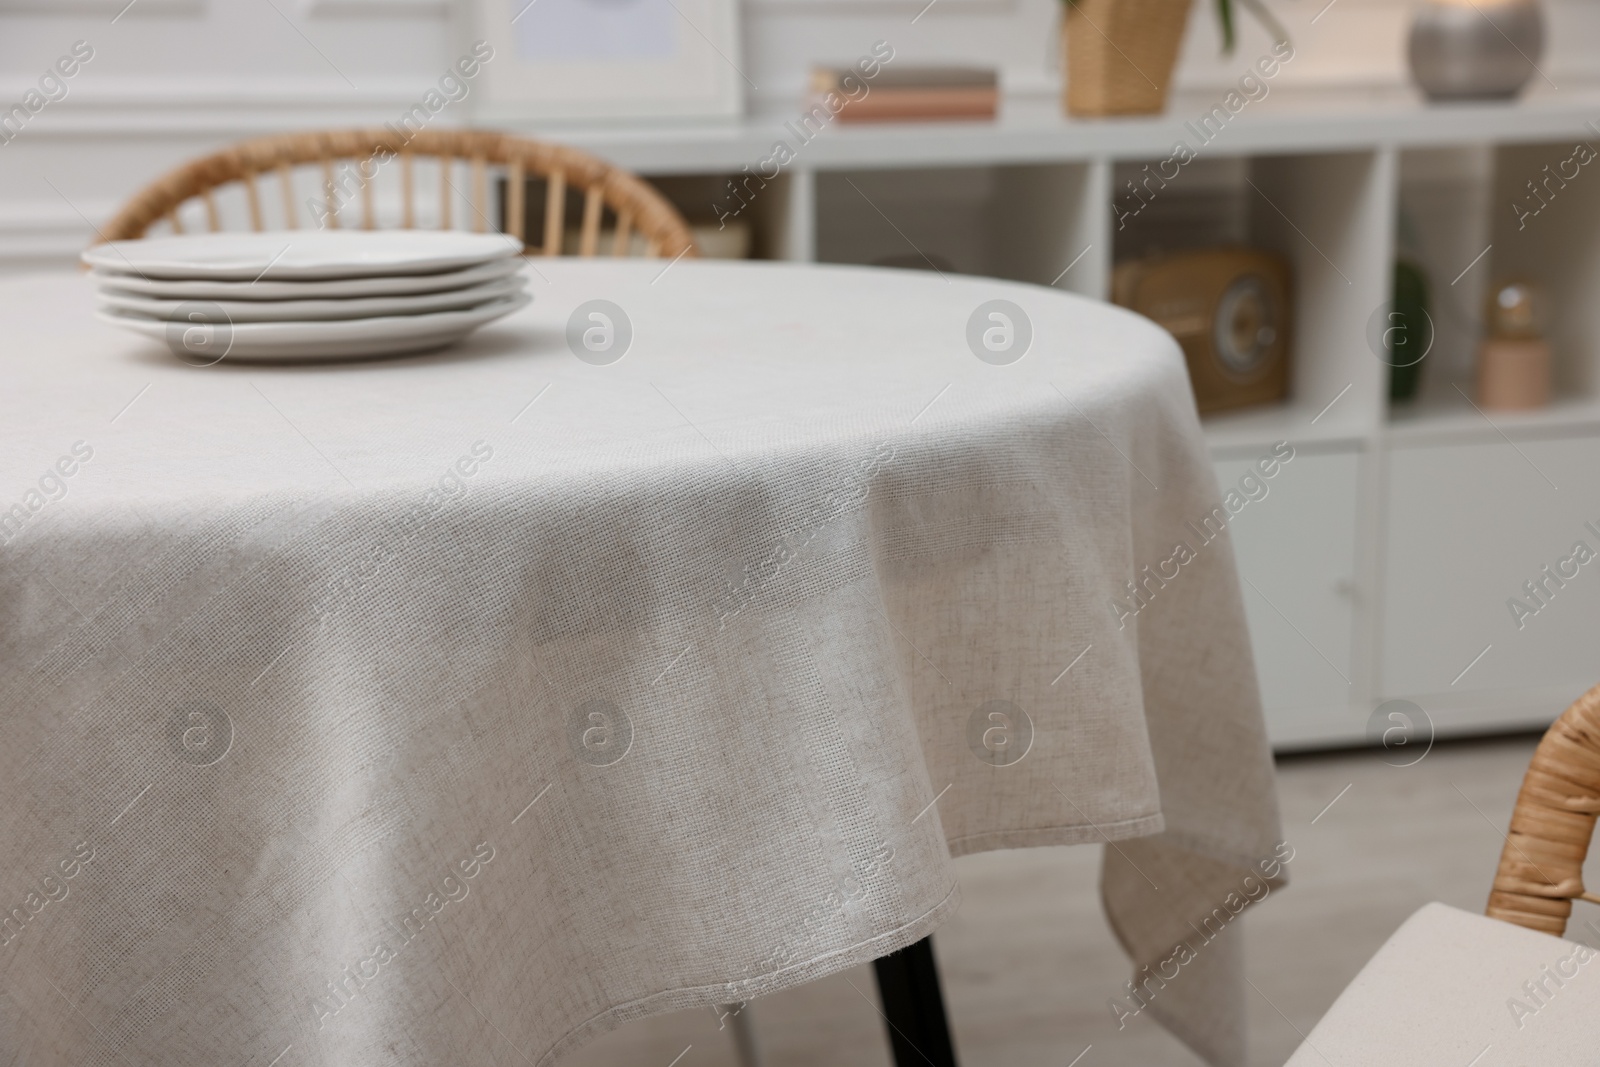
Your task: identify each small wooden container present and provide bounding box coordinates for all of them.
[1476,279,1549,410]
[1476,338,1550,409]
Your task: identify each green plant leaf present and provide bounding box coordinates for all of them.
[1216,0,1237,53]
[1236,0,1291,49]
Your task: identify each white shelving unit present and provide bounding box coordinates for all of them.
[537,85,1600,748]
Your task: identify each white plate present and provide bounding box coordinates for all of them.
[93,256,525,301]
[83,231,523,281]
[97,275,527,323]
[97,293,531,363]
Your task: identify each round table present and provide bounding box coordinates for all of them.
[0,260,1282,1067]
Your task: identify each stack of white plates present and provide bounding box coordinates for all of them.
[85,231,531,363]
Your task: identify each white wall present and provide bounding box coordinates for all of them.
[0,0,1596,268]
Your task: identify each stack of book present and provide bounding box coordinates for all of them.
[811,65,999,123]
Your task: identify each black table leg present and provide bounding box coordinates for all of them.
[871,935,959,1067]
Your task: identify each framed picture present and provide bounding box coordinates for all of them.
[469,0,745,123]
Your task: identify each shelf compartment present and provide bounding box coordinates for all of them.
[813,161,1109,297]
[1490,140,1600,403]
[1109,149,1393,451]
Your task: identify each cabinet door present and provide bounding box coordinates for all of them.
[1214,449,1359,744]
[1382,435,1600,710]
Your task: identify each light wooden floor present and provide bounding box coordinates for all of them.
[563,733,1596,1067]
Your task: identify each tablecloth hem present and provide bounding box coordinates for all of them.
[946,812,1166,858]
[532,878,964,1067]
[1149,831,1292,891]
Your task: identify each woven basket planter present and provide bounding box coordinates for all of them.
[1064,0,1193,116]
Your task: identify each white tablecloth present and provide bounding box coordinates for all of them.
[0,260,1283,1066]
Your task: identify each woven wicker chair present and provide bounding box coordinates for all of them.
[95,128,698,259]
[1281,682,1600,1066]
[1487,680,1600,935]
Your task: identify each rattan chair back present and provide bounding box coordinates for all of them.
[1487,682,1600,935]
[95,128,698,259]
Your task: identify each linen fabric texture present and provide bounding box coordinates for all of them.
[1285,903,1600,1065]
[0,261,1282,1065]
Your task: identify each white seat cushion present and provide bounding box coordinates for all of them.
[1285,901,1600,1066]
